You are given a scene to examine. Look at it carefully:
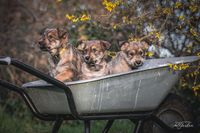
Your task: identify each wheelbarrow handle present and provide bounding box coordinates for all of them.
[0,56,80,119]
[0,79,56,121]
[0,56,11,65]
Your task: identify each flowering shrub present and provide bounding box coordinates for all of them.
[1,0,199,119]
[61,0,200,97]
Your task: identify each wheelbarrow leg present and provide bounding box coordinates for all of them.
[102,120,114,133]
[131,120,143,133]
[84,120,91,133]
[52,118,63,133]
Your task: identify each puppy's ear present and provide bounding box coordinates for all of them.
[100,40,111,50]
[77,40,86,51]
[119,41,129,51]
[141,41,149,50]
[57,28,68,40]
[39,27,47,35]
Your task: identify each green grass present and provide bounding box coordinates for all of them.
[0,107,135,133]
[0,107,24,133]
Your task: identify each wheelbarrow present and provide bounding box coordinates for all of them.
[0,56,199,133]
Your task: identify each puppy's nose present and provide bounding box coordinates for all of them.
[38,42,45,48]
[84,55,90,61]
[38,41,49,50]
[38,40,44,45]
[38,41,43,47]
[135,60,143,66]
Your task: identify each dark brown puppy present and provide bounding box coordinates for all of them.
[38,28,82,81]
[109,41,149,74]
[77,40,111,80]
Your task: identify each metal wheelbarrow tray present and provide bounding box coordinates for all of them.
[22,57,190,115]
[0,56,199,133]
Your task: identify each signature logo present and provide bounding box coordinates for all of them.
[172,121,194,129]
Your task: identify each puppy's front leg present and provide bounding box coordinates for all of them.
[55,69,74,82]
[48,57,56,76]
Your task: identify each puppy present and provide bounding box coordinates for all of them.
[38,28,68,76]
[38,28,82,81]
[77,40,111,80]
[109,41,149,74]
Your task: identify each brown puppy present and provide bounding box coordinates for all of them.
[109,41,149,74]
[54,45,83,81]
[77,40,111,80]
[38,28,82,81]
[38,28,68,76]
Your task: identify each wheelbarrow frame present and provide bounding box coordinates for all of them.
[0,56,198,133]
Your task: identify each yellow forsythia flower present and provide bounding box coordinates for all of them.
[66,14,75,20]
[66,14,77,22]
[149,31,161,39]
[163,8,172,15]
[190,28,197,36]
[149,31,154,35]
[107,51,117,58]
[80,14,91,21]
[113,24,117,29]
[122,16,127,23]
[73,18,79,22]
[173,64,178,70]
[180,64,189,70]
[197,52,200,57]
[189,5,198,12]
[146,52,154,57]
[168,63,173,68]
[192,84,200,96]
[181,83,187,87]
[155,32,161,39]
[102,0,121,12]
[168,63,189,71]
[178,15,185,21]
[180,78,188,87]
[66,14,90,23]
[175,2,182,9]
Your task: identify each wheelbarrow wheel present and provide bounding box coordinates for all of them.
[141,93,195,133]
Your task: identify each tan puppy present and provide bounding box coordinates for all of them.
[54,45,83,81]
[77,40,111,80]
[109,41,149,74]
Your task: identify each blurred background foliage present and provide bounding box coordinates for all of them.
[0,0,199,132]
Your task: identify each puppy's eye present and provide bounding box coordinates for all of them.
[48,35,54,39]
[129,52,134,56]
[138,51,143,56]
[62,35,67,39]
[92,48,97,52]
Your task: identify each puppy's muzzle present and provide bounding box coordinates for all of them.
[135,60,143,67]
[84,55,97,66]
[38,42,50,51]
